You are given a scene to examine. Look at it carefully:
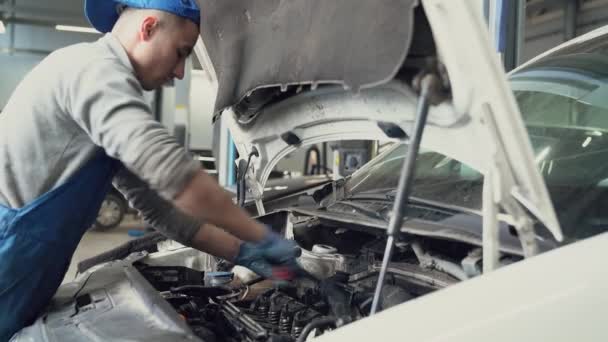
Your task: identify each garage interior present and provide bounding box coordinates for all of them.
[0,0,608,288]
[1,0,608,340]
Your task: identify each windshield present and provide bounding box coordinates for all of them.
[345,36,608,242]
[347,145,483,209]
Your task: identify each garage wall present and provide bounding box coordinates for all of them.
[0,27,100,109]
[522,0,608,63]
[0,0,99,109]
[0,53,43,109]
[189,70,216,151]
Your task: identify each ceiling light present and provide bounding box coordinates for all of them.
[0,21,6,34]
[534,146,551,164]
[582,137,592,148]
[55,25,100,34]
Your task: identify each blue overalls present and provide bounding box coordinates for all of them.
[0,152,120,340]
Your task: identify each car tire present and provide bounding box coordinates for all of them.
[93,193,127,231]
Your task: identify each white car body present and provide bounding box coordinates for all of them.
[317,232,608,341]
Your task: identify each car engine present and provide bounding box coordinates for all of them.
[134,220,474,342]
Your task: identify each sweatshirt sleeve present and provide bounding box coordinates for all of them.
[113,166,201,246]
[67,58,200,199]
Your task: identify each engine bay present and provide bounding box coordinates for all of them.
[133,217,491,342]
[12,211,524,341]
[136,260,431,342]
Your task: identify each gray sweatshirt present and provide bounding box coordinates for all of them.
[0,34,202,244]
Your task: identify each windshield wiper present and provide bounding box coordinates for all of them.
[386,191,476,213]
[328,200,387,221]
[351,190,475,217]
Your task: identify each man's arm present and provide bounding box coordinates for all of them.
[114,168,300,279]
[174,170,267,243]
[113,168,243,259]
[190,223,242,261]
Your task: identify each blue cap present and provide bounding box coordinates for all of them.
[85,0,200,33]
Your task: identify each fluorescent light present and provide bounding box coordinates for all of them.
[0,21,5,34]
[534,146,551,164]
[582,137,592,148]
[55,25,100,34]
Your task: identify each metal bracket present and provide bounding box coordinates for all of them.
[481,106,540,271]
[462,248,483,277]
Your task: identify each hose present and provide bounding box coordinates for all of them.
[295,317,337,342]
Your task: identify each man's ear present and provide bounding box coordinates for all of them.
[140,16,159,41]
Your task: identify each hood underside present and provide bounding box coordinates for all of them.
[197,0,419,115]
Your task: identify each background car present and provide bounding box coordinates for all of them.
[92,187,128,231]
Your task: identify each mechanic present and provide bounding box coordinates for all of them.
[0,0,299,339]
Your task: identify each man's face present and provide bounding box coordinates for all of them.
[132,18,199,90]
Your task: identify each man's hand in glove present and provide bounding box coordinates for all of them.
[234,228,301,280]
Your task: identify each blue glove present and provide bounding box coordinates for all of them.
[234,228,301,280]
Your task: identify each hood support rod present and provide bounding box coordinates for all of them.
[370,67,448,315]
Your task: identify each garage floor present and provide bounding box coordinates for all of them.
[62,215,145,284]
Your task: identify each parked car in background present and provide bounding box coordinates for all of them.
[93,187,128,231]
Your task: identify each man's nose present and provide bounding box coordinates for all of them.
[173,59,186,80]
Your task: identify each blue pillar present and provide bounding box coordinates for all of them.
[491,0,525,72]
[227,134,236,187]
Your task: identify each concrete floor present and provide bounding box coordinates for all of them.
[62,215,145,284]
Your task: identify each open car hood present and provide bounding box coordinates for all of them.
[196,0,563,243]
[197,0,419,115]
